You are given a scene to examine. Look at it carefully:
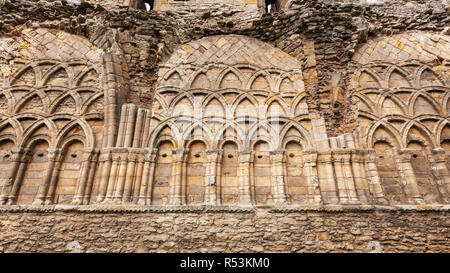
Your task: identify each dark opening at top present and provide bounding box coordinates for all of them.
[265,0,279,13]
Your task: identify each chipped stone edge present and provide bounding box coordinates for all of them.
[0,204,448,213]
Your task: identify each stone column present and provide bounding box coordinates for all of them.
[237,151,252,206]
[112,149,128,202]
[131,152,145,203]
[215,150,224,206]
[365,149,388,204]
[0,148,26,205]
[303,149,321,205]
[428,148,450,203]
[395,149,423,204]
[6,149,30,205]
[205,150,222,206]
[138,149,157,205]
[72,150,93,205]
[104,151,121,202]
[332,149,359,204]
[44,150,64,205]
[169,148,188,205]
[122,151,138,202]
[351,149,370,204]
[83,152,99,205]
[317,152,339,204]
[96,149,112,203]
[32,149,59,206]
[269,150,287,205]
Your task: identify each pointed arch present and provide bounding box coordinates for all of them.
[21,118,56,148]
[10,65,36,86]
[417,65,445,87]
[42,63,71,87]
[74,66,101,87]
[357,68,383,89]
[279,120,313,149]
[162,69,184,88]
[14,91,49,114]
[247,71,273,92]
[367,121,402,149]
[276,73,299,93]
[146,120,182,149]
[55,118,94,149]
[189,70,212,89]
[402,120,435,148]
[50,92,82,115]
[387,66,412,88]
[379,94,407,116]
[215,67,244,90]
[409,92,441,116]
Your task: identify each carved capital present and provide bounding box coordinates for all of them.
[429,148,446,162]
[145,148,158,162]
[206,149,222,162]
[238,150,252,163]
[269,150,285,163]
[366,149,377,162]
[396,148,412,161]
[317,152,332,163]
[172,148,188,162]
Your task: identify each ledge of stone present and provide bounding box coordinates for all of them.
[0,204,448,213]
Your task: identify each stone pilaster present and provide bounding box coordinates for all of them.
[96,149,112,203]
[205,150,222,206]
[332,149,359,204]
[317,152,339,204]
[43,150,64,205]
[428,148,450,203]
[238,150,252,206]
[138,149,157,205]
[72,150,93,205]
[395,149,423,204]
[351,149,370,204]
[303,149,321,205]
[365,149,387,204]
[0,148,26,205]
[269,150,287,205]
[169,148,188,205]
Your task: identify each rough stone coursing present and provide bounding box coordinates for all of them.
[0,208,447,253]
